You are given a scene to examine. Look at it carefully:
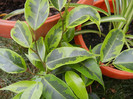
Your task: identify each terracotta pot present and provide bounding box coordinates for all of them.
[0,0,94,39]
[74,0,133,79]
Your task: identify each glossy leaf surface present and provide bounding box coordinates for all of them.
[45,22,62,52]
[70,59,104,88]
[11,21,32,48]
[41,74,77,99]
[113,49,133,73]
[92,43,102,55]
[25,0,49,30]
[50,0,67,11]
[46,47,92,70]
[65,71,88,99]
[66,5,100,28]
[100,29,125,62]
[0,81,36,93]
[0,48,27,73]
[21,82,43,99]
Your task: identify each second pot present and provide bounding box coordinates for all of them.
[74,0,133,79]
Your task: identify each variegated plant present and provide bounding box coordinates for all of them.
[88,0,133,74]
[0,0,104,99]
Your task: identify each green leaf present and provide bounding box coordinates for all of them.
[83,15,126,27]
[25,0,49,30]
[89,93,100,99]
[0,81,36,93]
[92,43,102,55]
[21,82,43,99]
[69,59,104,89]
[113,49,133,73]
[65,71,88,99]
[63,28,75,42]
[13,92,23,99]
[41,74,77,99]
[126,34,133,39]
[45,22,62,53]
[66,5,100,28]
[3,8,24,20]
[0,48,27,73]
[50,0,67,11]
[100,29,125,62]
[26,37,45,71]
[45,47,92,70]
[11,21,32,48]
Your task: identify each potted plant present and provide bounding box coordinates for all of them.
[0,0,94,39]
[74,0,133,79]
[0,0,105,98]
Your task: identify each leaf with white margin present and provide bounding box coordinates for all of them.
[0,81,36,93]
[45,22,62,53]
[50,0,67,11]
[0,48,27,73]
[113,49,133,73]
[11,21,32,48]
[25,0,49,30]
[100,29,125,62]
[45,47,93,70]
[66,5,100,28]
[41,74,77,99]
[21,82,43,99]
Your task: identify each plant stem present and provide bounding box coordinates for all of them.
[29,26,47,73]
[74,30,106,37]
[30,48,47,72]
[125,40,130,49]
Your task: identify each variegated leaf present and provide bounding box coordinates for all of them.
[11,21,32,48]
[21,82,43,99]
[41,74,77,99]
[66,5,100,28]
[26,37,45,71]
[0,81,36,93]
[45,47,92,70]
[0,48,27,73]
[100,29,125,62]
[69,59,104,88]
[25,0,49,30]
[50,0,67,11]
[113,49,133,73]
[45,22,62,53]
[92,43,102,55]
[65,71,88,99]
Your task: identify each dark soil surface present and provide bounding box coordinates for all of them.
[82,14,110,48]
[0,0,79,21]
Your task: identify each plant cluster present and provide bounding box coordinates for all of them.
[0,0,105,99]
[79,0,133,73]
[0,0,133,98]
